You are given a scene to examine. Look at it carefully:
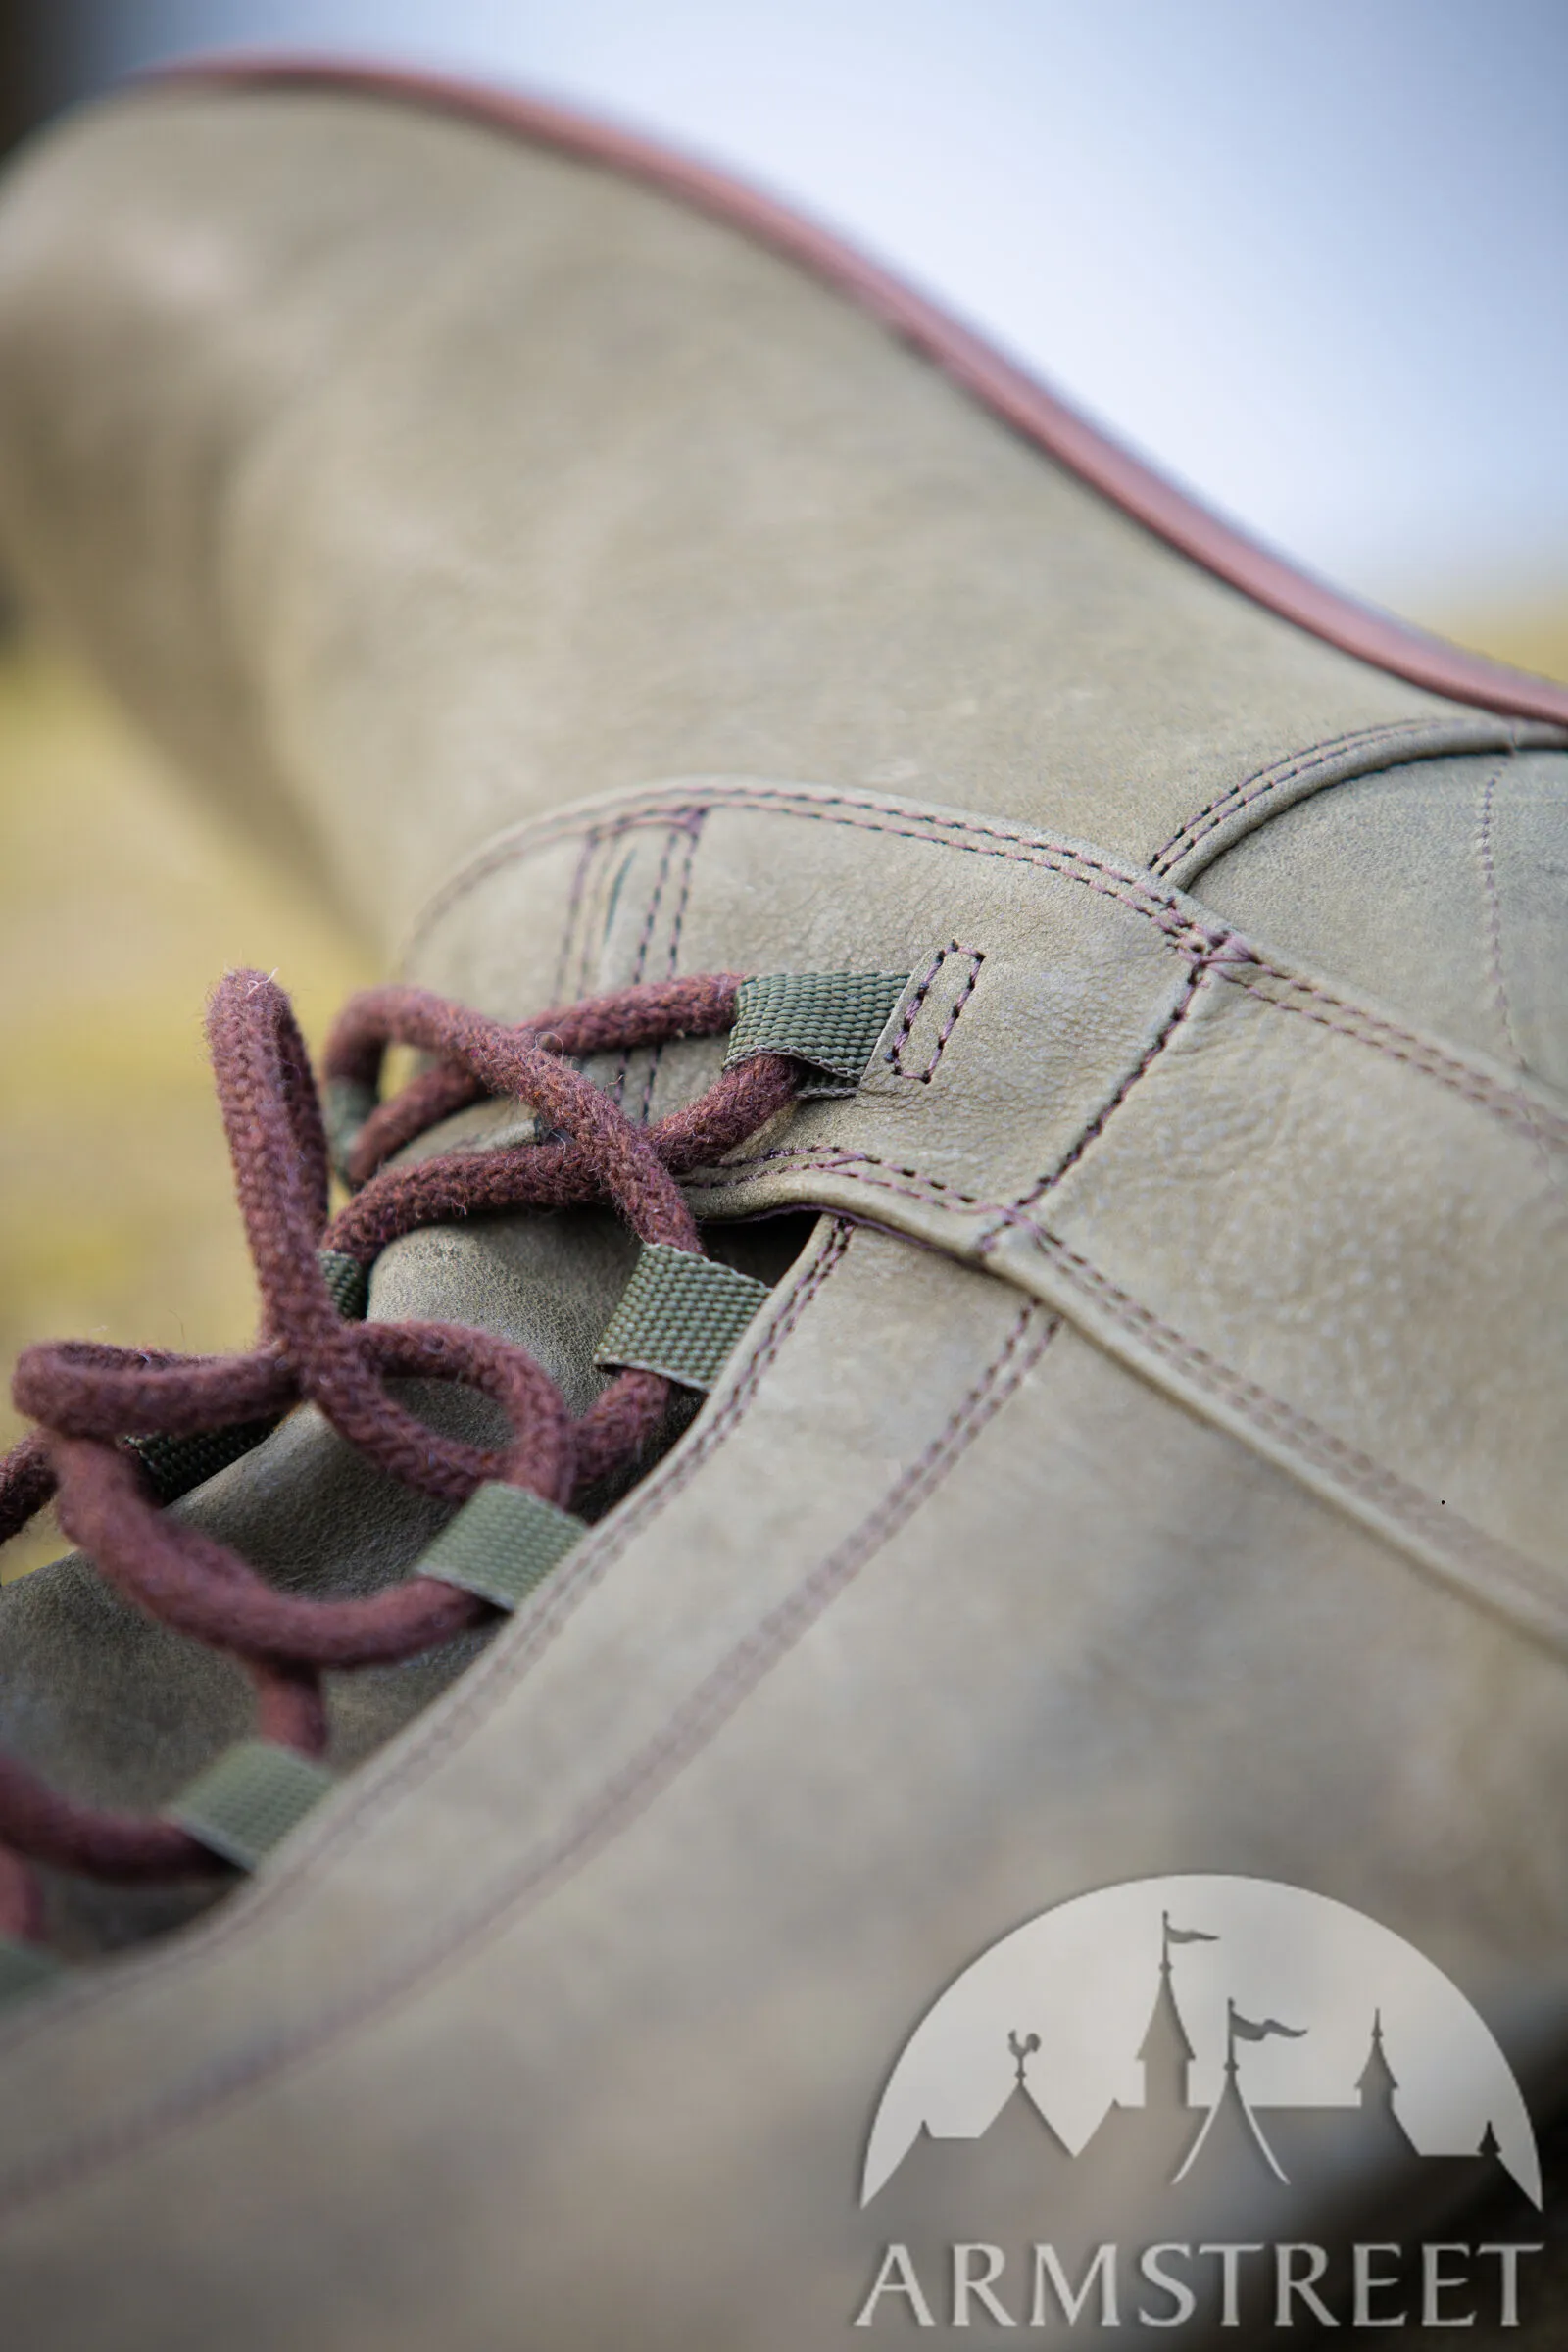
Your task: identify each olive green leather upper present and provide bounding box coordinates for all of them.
[0,76,1563,2352]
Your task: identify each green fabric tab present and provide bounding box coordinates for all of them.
[318,1248,370,1321]
[595,1243,770,1392]
[0,1936,63,2009]
[128,1250,366,1506]
[421,1482,587,1611]
[166,1740,334,1872]
[130,1419,280,1507]
[724,969,909,1095]
[322,1074,378,1184]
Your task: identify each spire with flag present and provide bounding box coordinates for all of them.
[1137,1913,1216,2113]
[1228,2000,1308,2062]
[1173,1997,1307,2186]
[1163,1911,1218,1962]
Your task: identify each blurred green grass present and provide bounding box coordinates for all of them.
[0,639,372,1579]
[1,608,1564,1582]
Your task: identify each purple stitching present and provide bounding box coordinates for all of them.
[1006,1229,1558,1620]
[662,819,703,981]
[629,826,684,984]
[1214,962,1568,1150]
[887,943,986,1083]
[1148,717,1539,878]
[554,827,604,1003]
[886,946,947,1063]
[417,778,1559,1288]
[402,782,1196,972]
[1016,956,1210,1205]
[925,956,984,1078]
[1476,761,1525,1073]
[716,1153,1557,1618]
[4,877,1557,2194]
[0,1222,858,2075]
[1151,723,1436,875]
[684,932,1561,1182]
[609,814,701,1112]
[635,815,706,1124]
[0,1250,1060,2216]
[685,1143,989,1208]
[1473,761,1566,1190]
[406,742,1559,978]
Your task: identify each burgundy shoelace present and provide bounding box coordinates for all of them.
[0,967,799,1941]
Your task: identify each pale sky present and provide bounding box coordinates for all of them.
[62,0,1568,622]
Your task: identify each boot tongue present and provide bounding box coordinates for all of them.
[1,958,812,1967]
[0,1196,642,1959]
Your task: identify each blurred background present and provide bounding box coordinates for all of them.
[1,0,1565,1575]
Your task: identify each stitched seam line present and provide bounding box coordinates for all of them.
[687,1145,991,1210]
[635,816,705,1125]
[691,798,1197,930]
[0,1223,856,2066]
[400,784,1200,972]
[685,1159,1558,1602]
[702,1151,1552,1601]
[1147,717,1538,876]
[405,724,1568,977]
[662,820,702,981]
[610,823,686,1108]
[921,953,984,1080]
[553,828,604,1003]
[408,787,1560,1146]
[693,956,1564,1195]
[1008,1226,1557,1607]
[1477,761,1525,1072]
[1151,721,1442,873]
[887,944,986,1083]
[1474,763,1566,1190]
[886,945,949,1063]
[630,825,685,985]
[1015,956,1209,1205]
[1220,964,1568,1150]
[0,1282,1051,2220]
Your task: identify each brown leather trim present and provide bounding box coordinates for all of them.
[154,51,1568,727]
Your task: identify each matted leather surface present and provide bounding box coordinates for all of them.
[156,50,1568,729]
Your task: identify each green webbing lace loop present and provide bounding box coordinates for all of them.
[130,1248,369,1505]
[420,1482,587,1612]
[165,1740,334,1872]
[595,1242,770,1393]
[724,969,909,1095]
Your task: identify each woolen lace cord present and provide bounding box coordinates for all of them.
[0,966,801,1948]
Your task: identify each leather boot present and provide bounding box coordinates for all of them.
[0,64,1563,2349]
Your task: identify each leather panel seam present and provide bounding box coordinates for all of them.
[1148,716,1564,882]
[407,781,1565,1145]
[690,1152,1561,1621]
[0,1221,857,2064]
[0,1269,1055,2224]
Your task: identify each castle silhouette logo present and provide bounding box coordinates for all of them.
[856,1877,1542,2331]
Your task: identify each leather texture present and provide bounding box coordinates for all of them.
[0,74,1563,2351]
[2,89,1562,950]
[0,1208,637,1955]
[409,768,1568,1644]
